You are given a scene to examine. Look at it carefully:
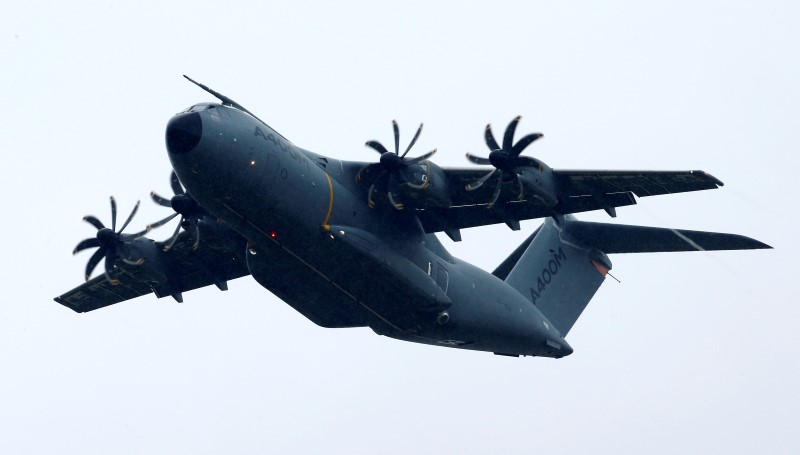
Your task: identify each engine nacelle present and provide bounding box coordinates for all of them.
[395,161,453,209]
[517,159,560,207]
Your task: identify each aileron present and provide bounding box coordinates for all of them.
[555,169,723,198]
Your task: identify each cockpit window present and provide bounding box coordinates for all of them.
[180,103,214,114]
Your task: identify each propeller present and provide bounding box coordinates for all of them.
[73,197,149,284]
[149,171,207,251]
[465,116,544,208]
[355,120,437,210]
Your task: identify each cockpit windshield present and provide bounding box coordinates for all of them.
[179,103,216,114]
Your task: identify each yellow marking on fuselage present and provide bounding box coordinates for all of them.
[322,172,334,231]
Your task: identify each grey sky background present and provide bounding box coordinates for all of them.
[2,1,798,453]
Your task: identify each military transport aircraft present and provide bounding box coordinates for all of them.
[55,76,771,358]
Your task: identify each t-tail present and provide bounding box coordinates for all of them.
[496,216,771,337]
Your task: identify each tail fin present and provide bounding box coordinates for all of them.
[502,217,771,336]
[504,217,611,336]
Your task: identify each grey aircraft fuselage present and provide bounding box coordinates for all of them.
[166,102,572,358]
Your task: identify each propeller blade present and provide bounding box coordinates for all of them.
[171,171,185,195]
[466,153,491,165]
[367,169,387,208]
[484,124,501,152]
[150,191,172,207]
[392,120,400,155]
[465,168,497,191]
[163,219,183,252]
[73,238,100,255]
[148,212,179,230]
[387,191,404,210]
[85,248,105,281]
[83,215,105,230]
[503,116,521,152]
[103,251,119,285]
[513,173,525,200]
[367,184,378,208]
[403,180,428,190]
[401,123,424,158]
[129,226,152,238]
[511,132,543,157]
[387,171,400,193]
[355,163,381,184]
[404,148,437,165]
[110,196,118,232]
[117,200,140,234]
[487,173,505,208]
[398,165,419,185]
[192,221,200,251]
[365,140,390,156]
[400,163,430,190]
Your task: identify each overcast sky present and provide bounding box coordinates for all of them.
[2,1,798,453]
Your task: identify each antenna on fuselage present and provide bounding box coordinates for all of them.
[183,75,267,126]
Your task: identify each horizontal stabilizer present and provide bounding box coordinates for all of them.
[562,222,772,254]
[499,216,770,336]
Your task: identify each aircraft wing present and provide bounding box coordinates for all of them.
[416,168,723,235]
[552,169,723,198]
[54,227,249,313]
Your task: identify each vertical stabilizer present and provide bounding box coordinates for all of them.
[502,216,770,337]
[504,217,612,336]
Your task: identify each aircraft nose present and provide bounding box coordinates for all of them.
[165,111,202,154]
